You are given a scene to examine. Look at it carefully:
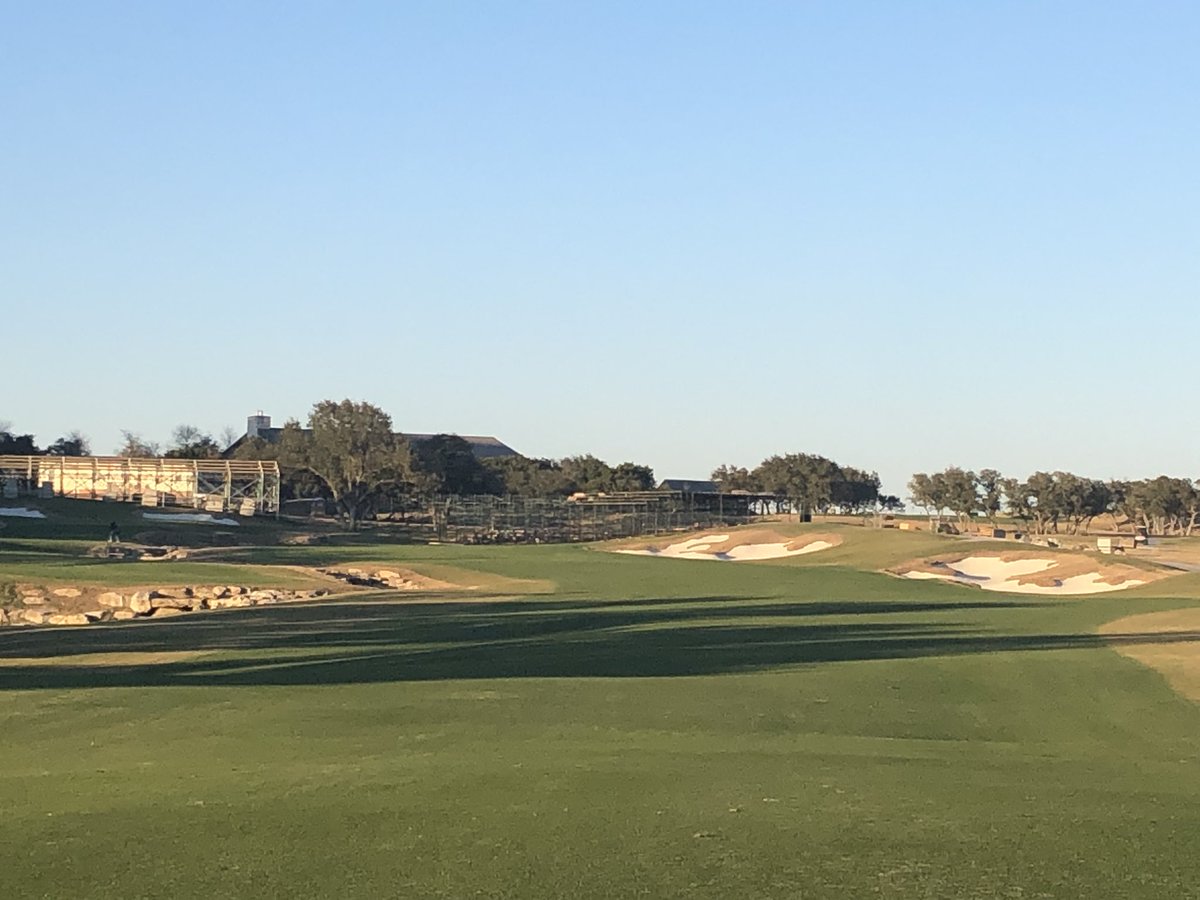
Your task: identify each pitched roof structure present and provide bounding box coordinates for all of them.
[658,478,720,493]
[223,415,518,460]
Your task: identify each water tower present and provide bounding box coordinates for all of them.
[246,412,271,438]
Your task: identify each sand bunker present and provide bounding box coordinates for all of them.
[896,553,1151,595]
[142,512,240,526]
[0,507,46,519]
[616,531,841,562]
[1100,609,1200,703]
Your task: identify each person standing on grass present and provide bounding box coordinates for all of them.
[107,521,120,544]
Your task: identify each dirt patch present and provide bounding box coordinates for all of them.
[0,650,209,668]
[87,543,195,561]
[319,565,459,591]
[279,532,328,546]
[1100,609,1200,702]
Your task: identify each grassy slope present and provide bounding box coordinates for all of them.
[4,526,1200,896]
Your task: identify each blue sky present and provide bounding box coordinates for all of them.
[2,2,1197,495]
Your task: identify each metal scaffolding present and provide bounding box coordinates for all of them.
[405,490,777,543]
[0,456,280,515]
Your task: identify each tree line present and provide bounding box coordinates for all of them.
[0,423,90,457]
[909,467,1200,536]
[0,421,238,460]
[3,405,658,529]
[231,400,658,528]
[710,455,902,517]
[14,408,1194,537]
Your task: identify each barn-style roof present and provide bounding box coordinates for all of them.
[224,427,518,460]
[658,478,720,493]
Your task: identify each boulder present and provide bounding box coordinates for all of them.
[248,589,281,602]
[21,593,46,606]
[52,587,82,598]
[98,591,126,608]
[84,610,106,622]
[209,595,253,609]
[151,607,186,619]
[376,570,403,581]
[209,586,230,599]
[155,586,194,600]
[112,609,137,620]
[0,609,8,625]
[150,595,194,610]
[48,613,90,626]
[22,609,46,625]
[128,592,153,615]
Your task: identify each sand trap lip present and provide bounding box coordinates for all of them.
[142,513,240,526]
[616,533,837,562]
[0,507,46,519]
[899,554,1146,595]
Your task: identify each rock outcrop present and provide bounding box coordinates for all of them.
[2,575,340,630]
[128,592,153,615]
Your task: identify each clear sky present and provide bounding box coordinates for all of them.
[2,2,1197,496]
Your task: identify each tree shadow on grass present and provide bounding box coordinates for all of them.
[0,593,1185,691]
[0,596,1034,656]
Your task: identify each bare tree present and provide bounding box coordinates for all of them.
[116,431,160,458]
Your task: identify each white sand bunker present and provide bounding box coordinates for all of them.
[0,507,46,518]
[617,533,837,562]
[142,512,240,526]
[900,555,1146,595]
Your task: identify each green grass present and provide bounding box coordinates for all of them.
[5,518,1200,897]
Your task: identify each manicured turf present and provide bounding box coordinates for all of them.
[4,522,1200,898]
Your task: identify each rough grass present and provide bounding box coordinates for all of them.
[7,514,1200,896]
[1100,608,1200,702]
